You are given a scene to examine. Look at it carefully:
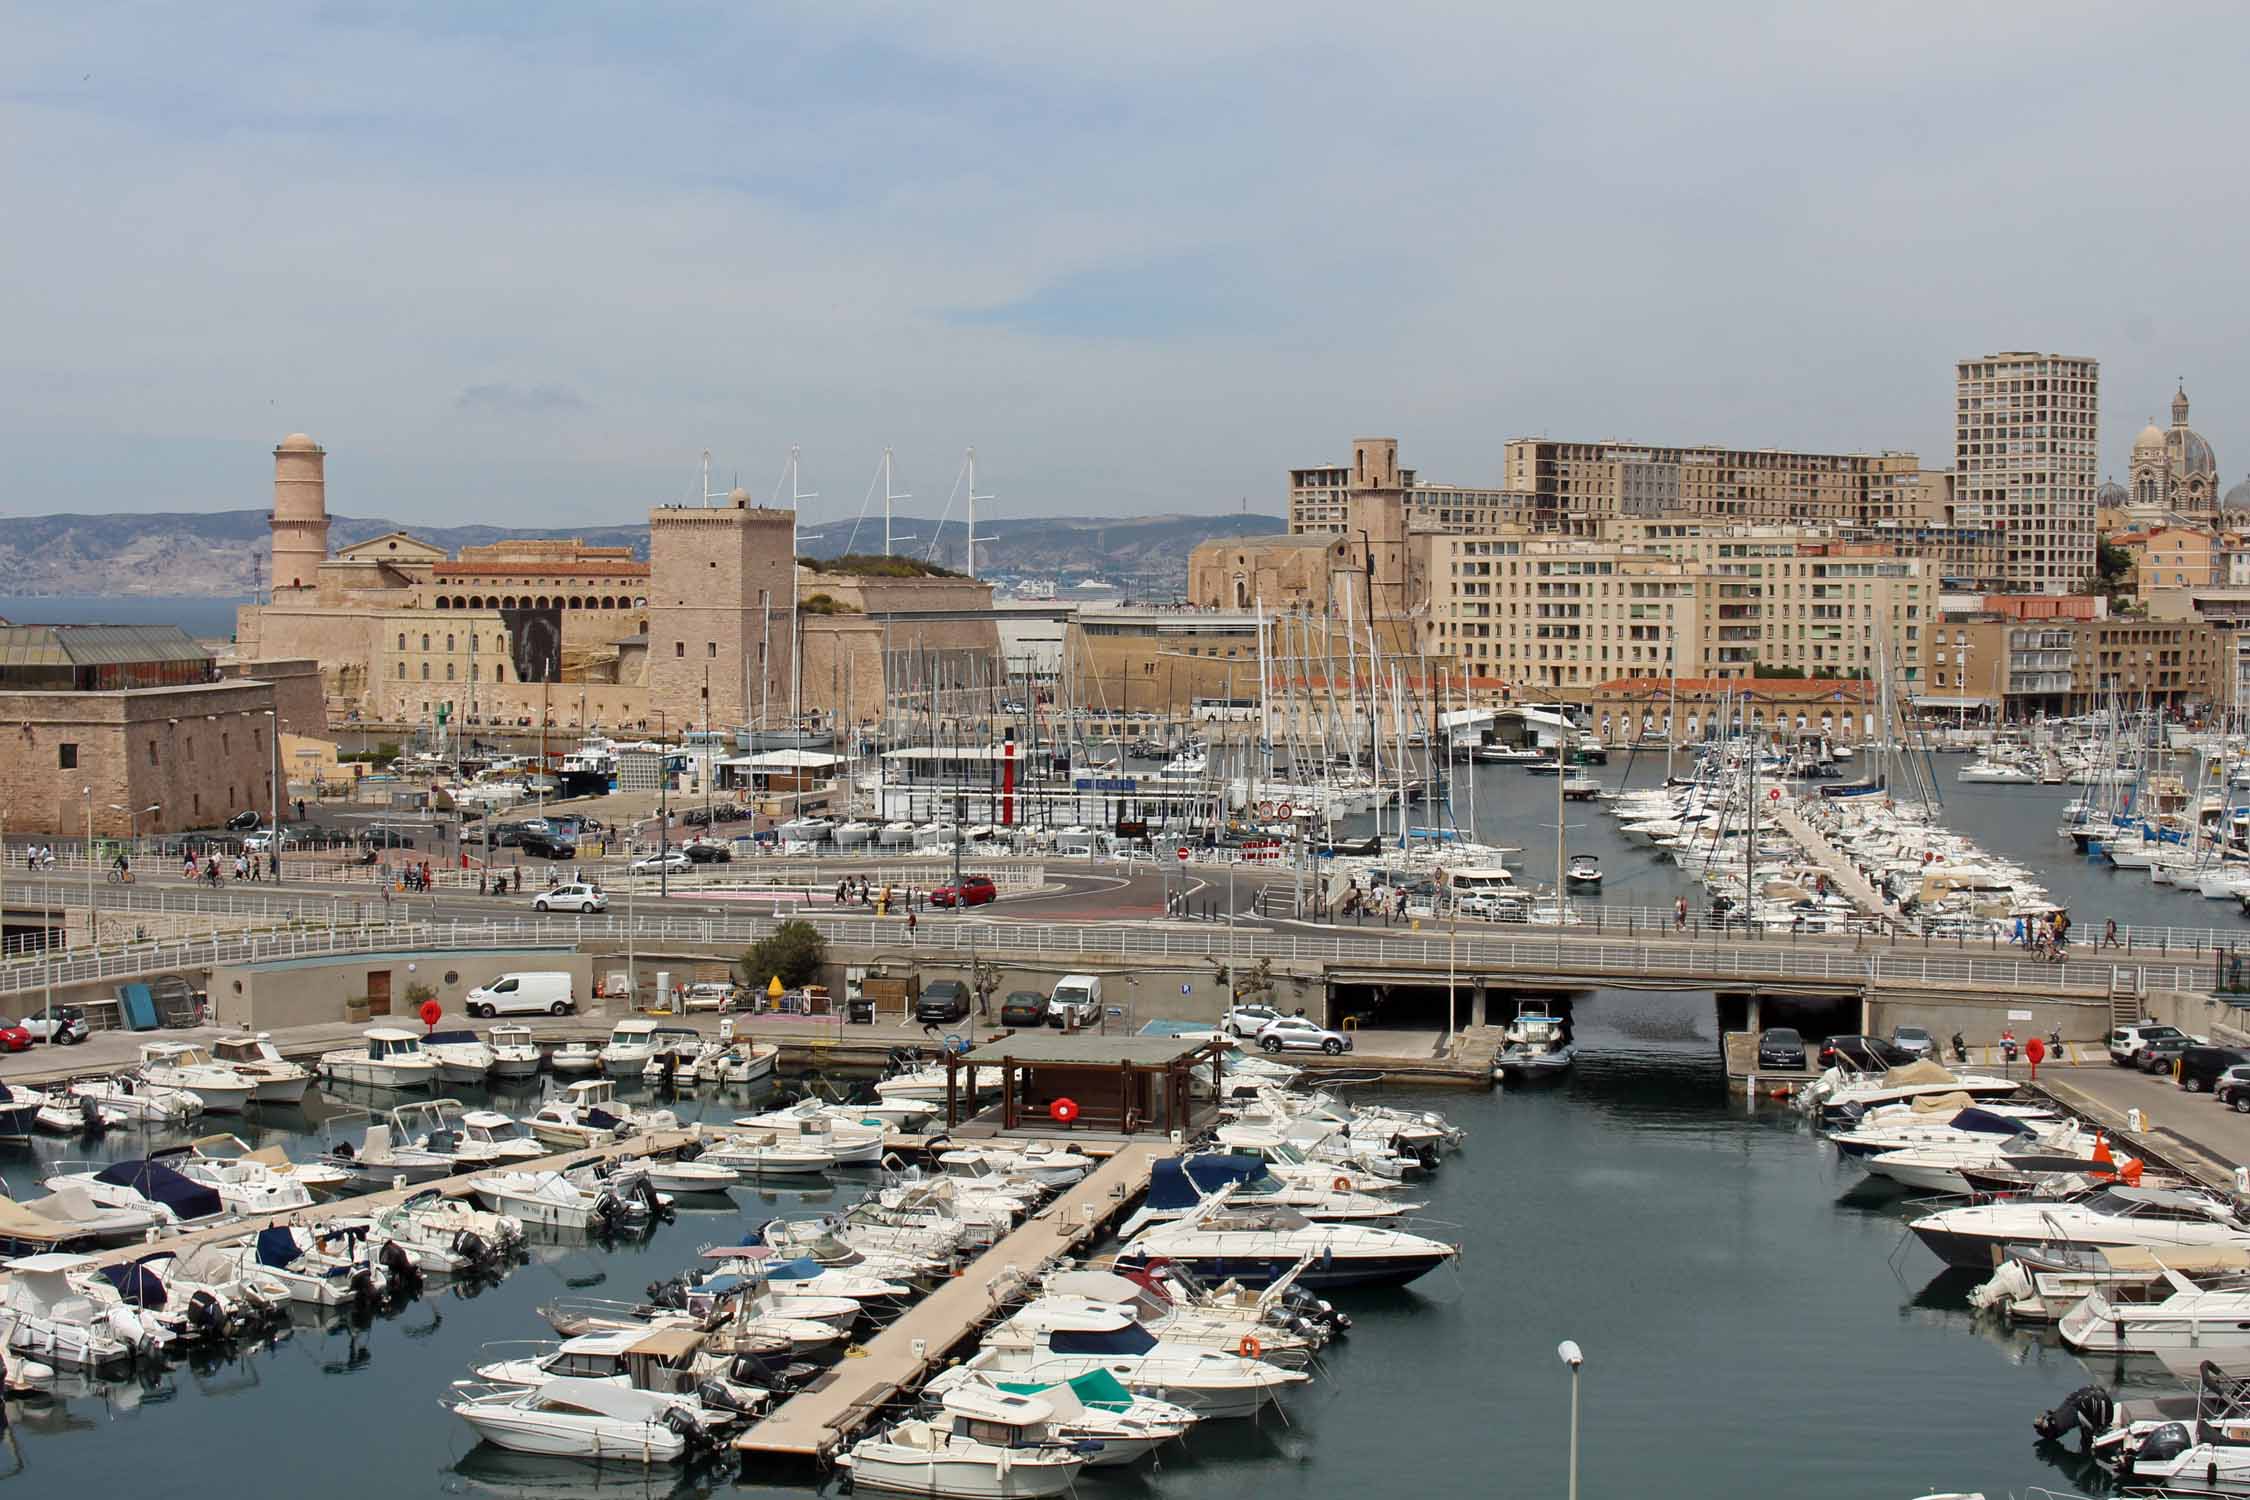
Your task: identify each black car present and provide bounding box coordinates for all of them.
[914,980,971,1025]
[1819,1034,1916,1071]
[2137,1033,2196,1074]
[999,991,1051,1028]
[683,843,732,864]
[2177,1044,2250,1092]
[361,826,417,850]
[518,834,578,861]
[1756,1027,1807,1069]
[225,809,262,832]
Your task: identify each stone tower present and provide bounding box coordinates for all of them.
[646,487,797,730]
[270,433,330,594]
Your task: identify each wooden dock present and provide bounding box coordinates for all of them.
[735,1140,1171,1459]
[1770,804,1894,928]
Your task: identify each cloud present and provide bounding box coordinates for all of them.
[455,383,590,416]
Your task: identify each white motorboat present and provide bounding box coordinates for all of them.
[838,1385,1092,1496]
[70,1075,201,1123]
[1958,758,2036,784]
[138,1042,256,1113]
[958,1300,1307,1420]
[528,1079,677,1149]
[600,1020,667,1078]
[232,1223,393,1306]
[832,820,876,848]
[691,1041,779,1087]
[1494,1006,1575,1081]
[365,1189,525,1274]
[447,1375,709,1463]
[878,821,917,847]
[1911,1184,2250,1270]
[732,1101,885,1164]
[1970,1245,2250,1324]
[705,1246,911,1304]
[43,1157,228,1229]
[114,1243,293,1337]
[34,1090,130,1135]
[0,1182,167,1254]
[321,1118,459,1188]
[937,1143,1095,1191]
[875,1064,1006,1105]
[208,1034,314,1104]
[1564,853,1603,886]
[1825,1100,2058,1158]
[159,1144,317,1216]
[184,1133,351,1201]
[1117,1191,1459,1290]
[471,1327,769,1426]
[2060,1265,2250,1353]
[471,1169,647,1231]
[0,1253,157,1367]
[487,1024,544,1080]
[696,1129,838,1180]
[1863,1122,2109,1194]
[1801,1060,2022,1121]
[548,1041,603,1076]
[318,1028,441,1091]
[637,1157,741,1195]
[1120,1155,1414,1238]
[456,1111,550,1168]
[423,1029,498,1085]
[920,1368,1199,1469]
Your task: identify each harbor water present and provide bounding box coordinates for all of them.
[0,1022,2119,1497]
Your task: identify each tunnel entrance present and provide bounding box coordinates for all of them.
[1715,991,1862,1052]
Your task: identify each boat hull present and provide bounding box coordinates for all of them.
[839,1451,1082,1497]
[1116,1248,1452,1290]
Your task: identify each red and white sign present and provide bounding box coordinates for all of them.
[1176,847,1190,862]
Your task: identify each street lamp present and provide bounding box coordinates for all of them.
[82,787,94,948]
[110,803,160,842]
[1557,1341,1583,1500]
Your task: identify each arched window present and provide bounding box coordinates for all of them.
[397,633,406,650]
[446,634,455,651]
[420,634,430,650]
[397,662,405,679]
[602,595,616,609]
[568,595,582,609]
[471,664,479,681]
[435,596,449,609]
[446,663,455,681]
[420,662,429,680]
[495,663,505,682]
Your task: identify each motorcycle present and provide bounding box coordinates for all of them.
[1950,1031,1968,1064]
[2000,1030,2019,1064]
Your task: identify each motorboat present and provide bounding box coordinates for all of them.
[447,1375,714,1464]
[456,1111,550,1168]
[1038,1267,1323,1366]
[691,1041,779,1087]
[138,1042,256,1113]
[423,1029,498,1085]
[636,1157,741,1196]
[320,1118,461,1189]
[1119,1155,1415,1238]
[100,1243,292,1339]
[1825,1100,2058,1159]
[600,1020,667,1078]
[183,1133,351,1201]
[208,1034,314,1104]
[777,816,832,842]
[837,1384,1094,1496]
[0,1181,167,1255]
[1970,1245,2250,1324]
[703,1245,911,1305]
[1564,853,1603,885]
[44,1157,227,1229]
[0,1252,156,1368]
[922,1368,1198,1469]
[544,1278,848,1362]
[364,1189,525,1274]
[1116,1190,1458,1290]
[549,1041,603,1076]
[2070,1360,2250,1487]
[34,1089,131,1135]
[695,1129,838,1180]
[229,1223,397,1307]
[528,1079,677,1149]
[488,1024,544,1080]
[318,1027,441,1091]
[875,1063,1006,1105]
[956,1299,1307,1419]
[1494,1006,1575,1082]
[156,1142,317,1216]
[2060,1264,2250,1354]
[732,1102,886,1165]
[832,820,876,848]
[1212,1121,1416,1186]
[1911,1184,2250,1271]
[937,1144,1094,1191]
[1800,1059,2021,1122]
[1862,1121,2111,1194]
[470,1170,654,1232]
[471,1327,770,1427]
[69,1074,201,1123]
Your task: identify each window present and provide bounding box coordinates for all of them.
[398,633,406,650]
[675,641,685,657]
[421,663,430,680]
[57,743,76,770]
[707,641,716,658]
[147,742,157,768]
[445,663,455,681]
[446,634,455,651]
[421,634,430,650]
[222,731,230,755]
[397,662,405,679]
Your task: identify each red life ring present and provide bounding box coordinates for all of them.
[1237,1334,1262,1359]
[1049,1097,1079,1124]
[1332,1175,1351,1193]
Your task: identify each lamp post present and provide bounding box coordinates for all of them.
[267,709,281,880]
[656,710,671,900]
[1557,1340,1583,1500]
[82,787,94,951]
[109,803,159,843]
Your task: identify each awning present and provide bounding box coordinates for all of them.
[1908,695,1994,710]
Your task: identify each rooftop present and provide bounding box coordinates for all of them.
[962,1033,1220,1068]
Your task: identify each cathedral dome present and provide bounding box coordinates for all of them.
[2170,427,2218,478]
[2134,420,2167,454]
[2224,478,2250,512]
[2098,479,2129,508]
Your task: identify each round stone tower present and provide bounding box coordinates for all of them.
[270,432,329,593]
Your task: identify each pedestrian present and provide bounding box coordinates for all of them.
[2012,914,2026,947]
[1673,895,1688,933]
[2103,916,2120,949]
[906,908,918,940]
[382,880,393,910]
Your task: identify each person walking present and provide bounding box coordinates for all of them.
[2103,916,2120,950]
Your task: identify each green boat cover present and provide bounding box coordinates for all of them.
[997,1368,1134,1412]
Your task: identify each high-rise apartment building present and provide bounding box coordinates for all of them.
[1952,352,2099,595]
[1498,440,1945,535]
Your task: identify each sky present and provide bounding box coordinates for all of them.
[2,2,2243,528]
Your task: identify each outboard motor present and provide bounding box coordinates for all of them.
[660,1405,716,1457]
[2033,1385,2115,1447]
[2133,1420,2193,1465]
[348,1263,378,1311]
[79,1094,106,1136]
[379,1239,423,1299]
[451,1229,492,1268]
[635,1174,668,1223]
[185,1290,228,1341]
[696,1379,759,1419]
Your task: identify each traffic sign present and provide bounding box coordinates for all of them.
[1176,847,1190,862]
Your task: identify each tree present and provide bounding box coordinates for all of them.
[2091,535,2133,602]
[740,919,828,991]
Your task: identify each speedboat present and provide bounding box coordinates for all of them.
[937,1144,1093,1192]
[1116,1191,1458,1290]
[100,1244,292,1339]
[229,1223,396,1307]
[1970,1245,2250,1324]
[470,1170,654,1232]
[0,1252,154,1368]
[208,1034,314,1104]
[0,1182,167,1254]
[691,1041,779,1087]
[837,1384,1094,1495]
[44,1157,227,1229]
[488,1024,544,1080]
[423,1029,498,1085]
[138,1042,256,1113]
[318,1028,441,1091]
[1825,1101,2059,1159]
[528,1079,677,1149]
[320,1117,460,1188]
[956,1299,1307,1419]
[921,1368,1198,1469]
[1911,1184,2250,1270]
[1565,854,1602,886]
[1862,1121,2109,1194]
[447,1375,714,1464]
[2060,1266,2250,1354]
[1119,1155,1415,1238]
[68,1075,202,1123]
[696,1129,837,1180]
[364,1189,525,1274]
[471,1327,770,1428]
[1494,1006,1575,1082]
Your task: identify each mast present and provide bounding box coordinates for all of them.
[1664,629,1679,783]
[1554,726,1568,914]
[788,447,815,739]
[964,447,992,580]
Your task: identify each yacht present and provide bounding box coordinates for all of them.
[1119,1154,1414,1238]
[448,1376,711,1464]
[837,1384,1093,1496]
[318,1028,441,1091]
[1117,1192,1458,1290]
[1911,1184,2250,1270]
[207,1034,314,1104]
[488,1024,545,1080]
[138,1042,256,1113]
[423,1029,498,1085]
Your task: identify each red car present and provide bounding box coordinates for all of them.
[0,1021,31,1053]
[930,875,998,908]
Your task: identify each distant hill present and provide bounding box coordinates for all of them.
[0,507,1287,597]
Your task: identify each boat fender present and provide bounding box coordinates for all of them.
[1237,1334,1261,1359]
[1331,1175,1351,1193]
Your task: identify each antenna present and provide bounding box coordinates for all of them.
[965,446,993,580]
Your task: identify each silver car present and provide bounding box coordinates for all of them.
[1888,1025,1936,1060]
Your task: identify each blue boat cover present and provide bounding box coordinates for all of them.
[1951,1107,2030,1136]
[1145,1154,1265,1211]
[255,1225,303,1269]
[98,1257,169,1310]
[764,1257,831,1282]
[1049,1324,1158,1356]
[95,1159,223,1221]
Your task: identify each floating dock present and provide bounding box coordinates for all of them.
[735,1140,1170,1459]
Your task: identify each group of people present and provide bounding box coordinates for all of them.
[2011,909,2072,960]
[19,846,59,870]
[394,860,438,893]
[832,877,928,916]
[180,850,278,884]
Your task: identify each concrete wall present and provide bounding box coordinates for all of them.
[210,948,593,1030]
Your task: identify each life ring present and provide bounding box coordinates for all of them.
[1332,1175,1351,1193]
[1237,1334,1262,1359]
[1049,1097,1079,1125]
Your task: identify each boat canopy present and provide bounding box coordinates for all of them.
[97,1255,169,1311]
[1046,1322,1159,1356]
[94,1159,223,1221]
[1949,1107,2034,1136]
[1144,1155,1269,1211]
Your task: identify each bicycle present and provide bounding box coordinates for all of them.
[106,868,135,885]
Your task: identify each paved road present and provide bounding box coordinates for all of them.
[2044,1061,2250,1185]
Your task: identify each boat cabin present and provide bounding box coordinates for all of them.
[363,1028,428,1062]
[210,1035,284,1067]
[463,1111,534,1146]
[140,1042,218,1068]
[937,1385,1060,1448]
[489,1024,536,1049]
[607,1020,659,1048]
[562,1078,620,1109]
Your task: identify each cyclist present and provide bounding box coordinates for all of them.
[111,851,131,883]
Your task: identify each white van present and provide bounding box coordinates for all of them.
[465,971,576,1019]
[1050,974,1104,1030]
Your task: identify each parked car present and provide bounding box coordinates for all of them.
[2177,1044,2250,1092]
[0,1020,36,1053]
[2110,1023,2188,1067]
[463,971,576,1018]
[632,851,692,875]
[2216,1064,2250,1114]
[1819,1034,1914,1070]
[1757,1027,1807,1069]
[1888,1025,1937,1061]
[1223,1004,1284,1039]
[682,841,733,864]
[14,1008,87,1045]
[999,991,1052,1028]
[930,875,999,908]
[518,834,578,861]
[533,883,608,914]
[361,826,418,850]
[241,828,301,853]
[2137,1032,2199,1073]
[1257,1015,1352,1055]
[225,809,262,833]
[915,980,971,1025]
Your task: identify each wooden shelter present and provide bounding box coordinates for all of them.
[943,1033,1226,1136]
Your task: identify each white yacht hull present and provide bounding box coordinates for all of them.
[838,1450,1082,1497]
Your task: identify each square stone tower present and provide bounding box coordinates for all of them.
[646,488,796,731]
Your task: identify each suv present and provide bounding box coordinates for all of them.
[533,883,608,914]
[1223,1004,1284,1039]
[931,875,998,909]
[1256,1015,1352,1055]
[2177,1044,2250,1093]
[999,991,1052,1028]
[915,980,971,1025]
[518,833,578,861]
[2110,1023,2188,1067]
[1757,1027,1807,1069]
[2217,1065,2250,1114]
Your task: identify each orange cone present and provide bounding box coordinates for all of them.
[2092,1133,2113,1166]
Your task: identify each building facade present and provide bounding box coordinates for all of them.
[1288,437,1530,535]
[1952,351,2100,594]
[1499,439,1943,535]
[2127,385,2220,522]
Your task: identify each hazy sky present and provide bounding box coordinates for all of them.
[3,3,2240,528]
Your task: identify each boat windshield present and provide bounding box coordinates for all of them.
[473,1119,532,1142]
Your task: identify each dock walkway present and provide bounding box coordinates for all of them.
[737,1140,1169,1459]
[1771,805,1894,927]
